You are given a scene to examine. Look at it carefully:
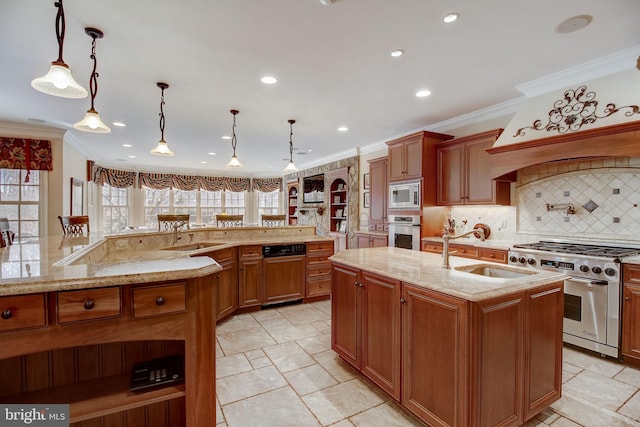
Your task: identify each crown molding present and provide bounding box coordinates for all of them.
[0,121,66,139]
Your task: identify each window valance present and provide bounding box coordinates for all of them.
[224,177,251,192]
[93,166,136,188]
[0,138,53,182]
[251,177,282,192]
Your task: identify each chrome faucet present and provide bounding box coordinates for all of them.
[172,224,183,246]
[442,228,485,269]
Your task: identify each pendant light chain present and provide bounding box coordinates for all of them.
[159,86,166,141]
[231,110,239,156]
[88,35,98,110]
[54,0,65,63]
[289,120,295,162]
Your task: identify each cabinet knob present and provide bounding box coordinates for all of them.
[400,298,406,304]
[625,296,630,301]
[83,300,95,310]
[1,309,13,320]
[216,274,221,279]
[156,296,165,306]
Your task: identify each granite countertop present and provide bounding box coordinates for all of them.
[622,255,640,265]
[354,230,388,237]
[0,229,334,296]
[421,236,527,251]
[330,247,566,302]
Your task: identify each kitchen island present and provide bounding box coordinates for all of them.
[330,247,566,427]
[0,225,332,427]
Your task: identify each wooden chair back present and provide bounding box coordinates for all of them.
[0,218,14,246]
[261,214,286,227]
[215,214,243,228]
[58,215,90,236]
[157,214,190,231]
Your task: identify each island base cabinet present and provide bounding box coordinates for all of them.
[402,284,468,427]
[332,264,360,367]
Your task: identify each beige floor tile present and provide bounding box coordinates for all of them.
[303,378,386,425]
[563,370,636,412]
[222,386,320,427]
[329,421,355,427]
[217,326,277,355]
[548,417,582,427]
[279,304,330,325]
[263,341,316,373]
[562,346,625,378]
[216,365,287,405]
[297,333,331,355]
[349,402,423,426]
[551,391,638,427]
[259,315,296,332]
[311,299,331,314]
[216,397,224,424]
[283,363,338,396]
[217,313,261,333]
[618,390,640,422]
[267,323,322,343]
[615,366,640,388]
[244,348,266,360]
[310,320,332,334]
[249,356,273,369]
[251,307,286,322]
[216,353,252,379]
[313,350,358,383]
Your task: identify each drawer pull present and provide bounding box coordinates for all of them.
[83,300,95,310]
[1,309,13,320]
[156,296,165,306]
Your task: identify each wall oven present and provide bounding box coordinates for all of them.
[388,215,421,251]
[388,180,420,210]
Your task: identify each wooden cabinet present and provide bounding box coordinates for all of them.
[437,129,511,206]
[368,156,388,231]
[287,179,299,225]
[58,287,122,323]
[209,247,238,320]
[132,283,186,319]
[0,294,47,332]
[477,247,508,264]
[355,232,387,249]
[421,240,508,264]
[386,131,453,206]
[306,241,333,298]
[263,255,306,304]
[331,264,401,399]
[238,245,263,308]
[623,264,640,362]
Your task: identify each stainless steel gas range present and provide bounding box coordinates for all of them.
[508,240,640,358]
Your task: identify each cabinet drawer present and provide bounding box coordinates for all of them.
[449,243,477,259]
[239,245,262,258]
[132,283,186,319]
[0,294,47,332]
[307,254,331,265]
[58,287,121,324]
[477,248,508,264]
[308,262,332,277]
[421,241,443,253]
[211,247,235,263]
[306,276,331,297]
[307,241,334,253]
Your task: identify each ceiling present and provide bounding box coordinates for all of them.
[1,0,639,177]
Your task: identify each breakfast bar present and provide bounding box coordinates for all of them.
[330,247,566,427]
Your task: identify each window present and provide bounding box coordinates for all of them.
[223,191,245,216]
[0,169,40,238]
[174,190,197,223]
[258,190,279,216]
[143,188,171,227]
[201,190,222,224]
[101,184,128,233]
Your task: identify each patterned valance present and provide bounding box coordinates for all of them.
[138,172,173,190]
[224,177,251,192]
[199,176,226,192]
[252,177,282,192]
[0,138,53,182]
[93,166,136,188]
[172,174,200,191]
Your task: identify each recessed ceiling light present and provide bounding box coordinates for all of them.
[122,144,132,148]
[128,155,136,158]
[319,0,336,5]
[261,76,278,84]
[222,135,231,140]
[112,122,126,127]
[338,126,349,132]
[201,161,207,164]
[555,15,593,34]
[307,149,313,152]
[416,89,432,98]
[390,50,404,57]
[443,13,459,23]
[208,152,216,156]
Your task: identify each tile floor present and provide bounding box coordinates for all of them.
[214,299,640,426]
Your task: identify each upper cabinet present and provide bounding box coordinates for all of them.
[437,129,512,206]
[386,131,454,205]
[367,156,388,231]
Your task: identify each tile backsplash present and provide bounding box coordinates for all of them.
[516,157,640,243]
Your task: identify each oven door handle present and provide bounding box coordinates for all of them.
[567,277,608,286]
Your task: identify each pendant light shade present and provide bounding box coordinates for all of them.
[150,82,174,156]
[226,109,243,168]
[283,119,299,172]
[31,0,88,99]
[74,27,110,133]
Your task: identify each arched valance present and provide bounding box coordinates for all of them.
[251,177,282,192]
[93,166,136,188]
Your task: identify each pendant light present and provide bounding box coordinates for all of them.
[283,119,299,172]
[73,27,110,133]
[150,82,174,156]
[31,0,88,98]
[226,109,243,168]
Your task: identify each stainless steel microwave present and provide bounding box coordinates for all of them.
[388,180,420,210]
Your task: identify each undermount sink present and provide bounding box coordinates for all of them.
[162,242,224,251]
[455,265,537,279]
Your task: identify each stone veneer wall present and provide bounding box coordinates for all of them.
[285,156,359,248]
[516,157,640,243]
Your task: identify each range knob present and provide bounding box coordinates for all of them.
[527,258,537,266]
[509,255,518,263]
[518,257,527,264]
[579,265,590,273]
[591,266,602,274]
[605,268,616,277]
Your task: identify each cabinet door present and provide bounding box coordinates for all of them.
[403,138,423,180]
[369,157,388,226]
[238,258,263,308]
[216,260,238,321]
[402,284,468,427]
[331,264,361,368]
[371,235,388,248]
[465,138,496,204]
[387,143,405,181]
[437,143,464,205]
[622,282,640,360]
[361,272,400,400]
[263,255,306,304]
[356,234,371,249]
